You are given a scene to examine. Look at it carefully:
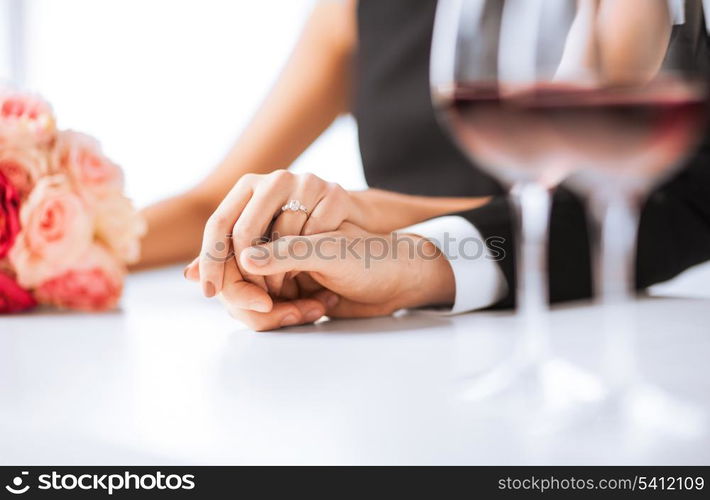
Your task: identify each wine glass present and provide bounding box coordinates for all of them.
[557,1,710,406]
[430,0,709,406]
[430,0,584,405]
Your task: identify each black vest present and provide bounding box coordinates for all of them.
[354,0,504,197]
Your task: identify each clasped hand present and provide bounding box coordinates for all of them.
[184,170,455,331]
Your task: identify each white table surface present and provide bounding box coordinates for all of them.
[1,263,710,466]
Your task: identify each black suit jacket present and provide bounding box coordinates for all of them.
[354,0,710,307]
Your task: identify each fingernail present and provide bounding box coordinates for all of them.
[280,314,299,327]
[317,292,339,309]
[245,247,270,267]
[325,293,339,309]
[304,309,322,323]
[183,267,189,279]
[204,281,216,298]
[248,300,270,313]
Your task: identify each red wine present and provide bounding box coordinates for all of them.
[437,80,708,189]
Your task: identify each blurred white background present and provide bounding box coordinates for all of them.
[0,0,365,207]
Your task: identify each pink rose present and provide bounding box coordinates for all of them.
[0,89,56,145]
[34,244,124,312]
[51,130,123,199]
[0,172,21,258]
[9,175,92,287]
[95,194,146,264]
[0,271,37,313]
[0,142,50,198]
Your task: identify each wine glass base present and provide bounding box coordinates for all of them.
[459,353,610,434]
[458,355,706,439]
[597,383,706,440]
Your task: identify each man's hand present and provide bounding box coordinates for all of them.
[185,223,456,330]
[239,223,455,319]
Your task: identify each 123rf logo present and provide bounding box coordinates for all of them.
[4,471,196,496]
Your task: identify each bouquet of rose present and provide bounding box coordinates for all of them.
[0,88,145,313]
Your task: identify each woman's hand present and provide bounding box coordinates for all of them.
[199,170,364,301]
[185,255,338,331]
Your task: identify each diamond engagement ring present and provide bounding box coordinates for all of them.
[281,199,309,215]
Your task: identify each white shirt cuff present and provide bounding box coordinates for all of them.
[400,216,508,315]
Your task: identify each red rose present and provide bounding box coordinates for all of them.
[0,272,36,313]
[0,172,21,259]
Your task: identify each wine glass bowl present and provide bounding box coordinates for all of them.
[562,79,708,198]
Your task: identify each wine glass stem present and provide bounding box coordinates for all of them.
[589,190,641,304]
[511,181,552,359]
[589,189,642,391]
